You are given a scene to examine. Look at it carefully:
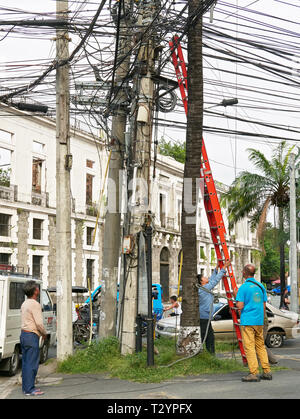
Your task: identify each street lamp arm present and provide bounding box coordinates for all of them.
[205,98,238,110]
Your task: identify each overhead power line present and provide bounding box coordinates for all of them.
[0,0,108,102]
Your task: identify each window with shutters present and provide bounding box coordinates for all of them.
[32,158,42,193]
[86,259,94,289]
[0,213,11,236]
[86,173,93,205]
[86,226,94,246]
[0,253,10,265]
[159,193,166,228]
[33,218,43,240]
[32,255,42,279]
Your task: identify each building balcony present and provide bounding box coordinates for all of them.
[86,202,98,217]
[157,216,178,232]
[199,228,210,239]
[0,184,17,202]
[31,190,49,207]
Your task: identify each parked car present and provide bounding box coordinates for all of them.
[0,273,56,376]
[155,302,300,348]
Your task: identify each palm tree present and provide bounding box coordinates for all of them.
[221,141,295,307]
[176,0,203,355]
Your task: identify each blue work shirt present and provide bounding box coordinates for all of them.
[236,278,267,326]
[198,268,226,319]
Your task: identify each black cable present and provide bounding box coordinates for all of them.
[0,0,108,102]
[106,0,122,111]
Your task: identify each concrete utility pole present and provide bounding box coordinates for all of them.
[289,152,298,312]
[121,0,157,355]
[56,0,73,360]
[100,0,131,339]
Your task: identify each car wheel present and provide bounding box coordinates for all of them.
[266,330,284,348]
[7,346,20,376]
[39,340,49,364]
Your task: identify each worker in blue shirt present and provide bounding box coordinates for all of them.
[197,260,230,354]
[235,264,272,382]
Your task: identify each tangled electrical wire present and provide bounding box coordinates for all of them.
[0,0,300,151]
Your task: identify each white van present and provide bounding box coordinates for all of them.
[0,273,56,376]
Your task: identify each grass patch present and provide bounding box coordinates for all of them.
[215,341,240,353]
[57,336,247,383]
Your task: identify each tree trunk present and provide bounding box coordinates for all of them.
[177,0,203,356]
[278,207,286,308]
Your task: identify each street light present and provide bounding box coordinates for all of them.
[204,97,239,178]
[205,98,238,110]
[220,98,239,107]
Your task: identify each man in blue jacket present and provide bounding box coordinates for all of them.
[197,260,230,354]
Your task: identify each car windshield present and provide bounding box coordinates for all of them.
[213,302,225,314]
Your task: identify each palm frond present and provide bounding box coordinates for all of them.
[247,148,278,182]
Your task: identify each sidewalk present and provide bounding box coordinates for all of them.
[4,353,300,399]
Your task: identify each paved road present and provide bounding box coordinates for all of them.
[1,337,300,399]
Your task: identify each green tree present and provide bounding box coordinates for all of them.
[159,138,186,164]
[221,141,295,307]
[260,223,289,283]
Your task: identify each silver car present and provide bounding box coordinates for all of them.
[155,302,300,348]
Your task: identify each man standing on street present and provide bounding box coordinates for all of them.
[197,260,231,354]
[236,264,272,382]
[20,280,47,396]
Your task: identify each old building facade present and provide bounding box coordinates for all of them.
[0,103,260,300]
[150,155,260,301]
[0,103,104,292]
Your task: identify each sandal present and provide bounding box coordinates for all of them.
[25,389,45,396]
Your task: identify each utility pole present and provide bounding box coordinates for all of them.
[99,0,131,339]
[120,0,157,355]
[55,0,73,360]
[289,152,298,312]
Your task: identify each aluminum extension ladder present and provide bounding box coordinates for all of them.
[169,35,247,365]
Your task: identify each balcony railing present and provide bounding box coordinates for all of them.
[0,184,17,202]
[86,203,98,217]
[199,228,210,239]
[31,191,49,207]
[155,217,182,232]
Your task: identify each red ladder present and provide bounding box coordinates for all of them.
[169,35,247,365]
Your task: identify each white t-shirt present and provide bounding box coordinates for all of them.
[174,303,182,315]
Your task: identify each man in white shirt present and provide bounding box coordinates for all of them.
[20,280,47,396]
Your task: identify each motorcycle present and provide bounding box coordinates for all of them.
[48,285,99,345]
[73,302,100,344]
